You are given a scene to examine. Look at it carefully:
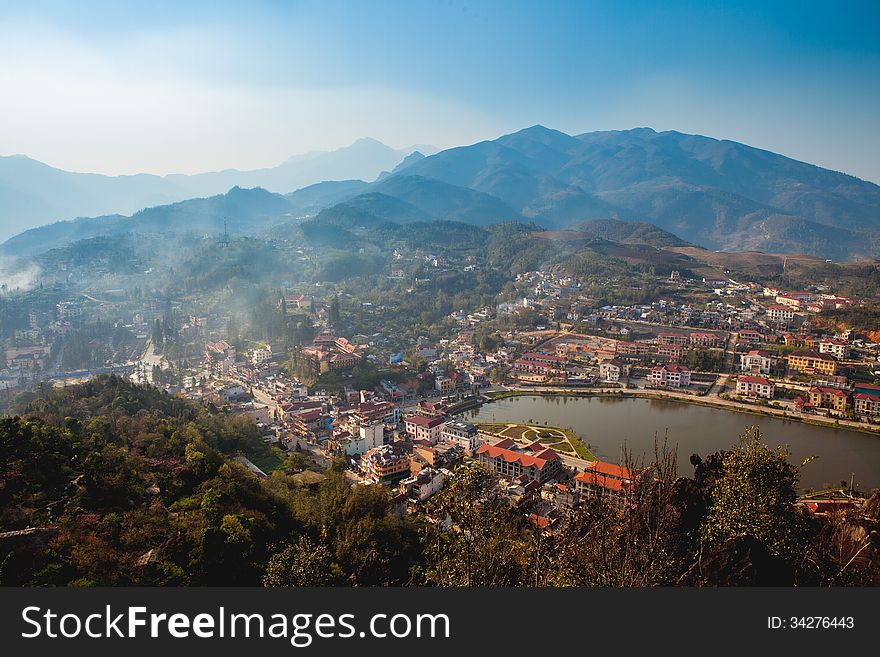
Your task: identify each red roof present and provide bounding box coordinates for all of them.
[580,460,633,481]
[576,470,628,492]
[809,386,847,397]
[475,444,560,470]
[855,393,880,402]
[406,415,445,429]
[738,375,772,385]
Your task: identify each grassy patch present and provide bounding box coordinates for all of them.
[247,452,283,473]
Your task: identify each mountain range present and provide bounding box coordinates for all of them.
[0,138,431,242]
[3,126,879,260]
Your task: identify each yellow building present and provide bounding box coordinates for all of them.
[787,350,837,376]
[808,386,849,412]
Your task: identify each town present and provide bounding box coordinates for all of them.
[4,229,878,532]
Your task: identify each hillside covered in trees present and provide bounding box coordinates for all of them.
[1,377,877,586]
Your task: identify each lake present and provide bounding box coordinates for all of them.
[464,395,880,491]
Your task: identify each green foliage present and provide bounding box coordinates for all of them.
[701,426,810,562]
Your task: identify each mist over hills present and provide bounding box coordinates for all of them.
[0,139,429,242]
[2,125,879,260]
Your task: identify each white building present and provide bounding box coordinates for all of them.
[818,339,850,360]
[399,467,446,502]
[404,414,446,444]
[440,420,482,454]
[599,359,628,383]
[736,375,775,399]
[649,365,691,388]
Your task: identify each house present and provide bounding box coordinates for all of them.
[599,359,629,383]
[329,421,384,456]
[474,441,563,484]
[808,386,849,413]
[649,364,691,388]
[404,414,446,444]
[788,350,838,376]
[818,338,851,360]
[739,349,781,375]
[398,467,445,502]
[736,375,775,399]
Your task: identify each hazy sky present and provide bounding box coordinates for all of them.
[1,0,879,181]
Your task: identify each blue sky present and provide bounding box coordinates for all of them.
[1,0,878,181]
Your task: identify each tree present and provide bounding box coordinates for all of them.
[328,295,341,325]
[263,536,336,586]
[701,426,810,563]
[152,319,164,350]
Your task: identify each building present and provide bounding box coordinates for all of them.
[440,420,481,454]
[689,332,722,348]
[649,364,691,388]
[818,338,851,360]
[338,401,401,426]
[738,329,764,345]
[788,350,838,376]
[766,304,796,324]
[330,421,384,456]
[574,461,633,503]
[398,467,445,502]
[434,375,455,395]
[739,349,782,375]
[474,440,563,484]
[513,352,567,382]
[658,332,689,346]
[599,359,629,383]
[808,386,849,413]
[251,345,272,366]
[299,335,361,375]
[404,414,446,444]
[854,393,880,417]
[736,375,775,399]
[362,444,411,483]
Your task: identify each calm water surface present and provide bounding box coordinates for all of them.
[466,395,880,491]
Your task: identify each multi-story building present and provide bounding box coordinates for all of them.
[736,375,775,399]
[808,386,849,413]
[513,352,568,382]
[739,349,782,375]
[329,421,385,456]
[649,364,691,388]
[599,359,628,383]
[818,338,851,360]
[398,467,445,502]
[788,350,838,376]
[435,375,455,395]
[689,332,722,348]
[475,440,563,484]
[404,414,446,444]
[574,461,634,504]
[767,304,796,323]
[440,420,481,454]
[658,332,690,346]
[362,444,411,483]
[854,393,880,417]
